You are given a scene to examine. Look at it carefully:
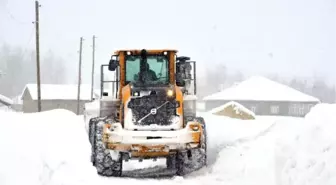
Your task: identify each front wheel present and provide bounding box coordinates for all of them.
[92,120,123,177]
[175,117,207,176]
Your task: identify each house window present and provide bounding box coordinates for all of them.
[250,106,257,113]
[289,104,306,116]
[298,104,305,115]
[270,105,279,114]
[289,104,298,116]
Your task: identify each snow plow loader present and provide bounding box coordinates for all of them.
[88,49,207,177]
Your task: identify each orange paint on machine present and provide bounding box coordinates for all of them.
[86,49,207,177]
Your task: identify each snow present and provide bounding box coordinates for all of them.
[0,108,277,185]
[208,101,256,118]
[21,84,99,101]
[0,106,14,112]
[0,109,97,185]
[1,103,336,185]
[0,93,13,106]
[203,76,320,102]
[278,103,336,185]
[83,100,100,132]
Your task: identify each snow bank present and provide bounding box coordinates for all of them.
[279,104,336,185]
[198,115,304,185]
[0,109,98,185]
[198,112,276,166]
[0,109,280,185]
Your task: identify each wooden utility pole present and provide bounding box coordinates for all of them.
[77,37,83,115]
[90,35,96,101]
[35,0,42,112]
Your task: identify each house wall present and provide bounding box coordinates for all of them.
[10,104,22,112]
[204,100,319,117]
[23,99,90,114]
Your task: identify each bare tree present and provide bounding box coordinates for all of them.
[0,44,69,98]
[41,50,66,84]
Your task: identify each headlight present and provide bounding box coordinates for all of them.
[167,89,174,97]
[189,124,200,131]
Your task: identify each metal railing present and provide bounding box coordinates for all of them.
[100,64,119,99]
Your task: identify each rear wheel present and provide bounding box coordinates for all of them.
[91,120,123,177]
[175,117,207,176]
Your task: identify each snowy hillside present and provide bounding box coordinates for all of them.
[0,104,335,185]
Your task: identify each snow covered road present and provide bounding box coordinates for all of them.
[1,105,334,185]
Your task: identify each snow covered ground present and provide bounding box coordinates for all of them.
[0,106,13,112]
[0,104,335,185]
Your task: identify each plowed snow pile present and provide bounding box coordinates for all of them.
[1,107,320,185]
[278,104,336,185]
[0,110,98,185]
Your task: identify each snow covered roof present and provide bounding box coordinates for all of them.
[203,76,320,102]
[21,84,99,101]
[0,94,13,106]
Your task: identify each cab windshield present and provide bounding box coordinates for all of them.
[125,55,169,85]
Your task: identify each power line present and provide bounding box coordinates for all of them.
[1,0,34,58]
[20,27,35,60]
[3,0,31,25]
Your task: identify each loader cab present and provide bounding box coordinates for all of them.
[106,49,196,97]
[100,49,197,125]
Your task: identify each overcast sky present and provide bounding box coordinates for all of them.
[1,0,335,85]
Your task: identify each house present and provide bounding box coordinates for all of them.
[202,76,320,117]
[209,101,256,120]
[20,84,99,114]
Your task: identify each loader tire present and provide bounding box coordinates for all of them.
[89,117,99,165]
[166,154,176,169]
[92,120,123,177]
[176,117,207,176]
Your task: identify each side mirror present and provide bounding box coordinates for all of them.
[108,59,118,71]
[176,80,185,87]
[176,73,185,87]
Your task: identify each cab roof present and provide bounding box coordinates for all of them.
[113,49,178,55]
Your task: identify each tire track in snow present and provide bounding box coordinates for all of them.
[122,166,176,179]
